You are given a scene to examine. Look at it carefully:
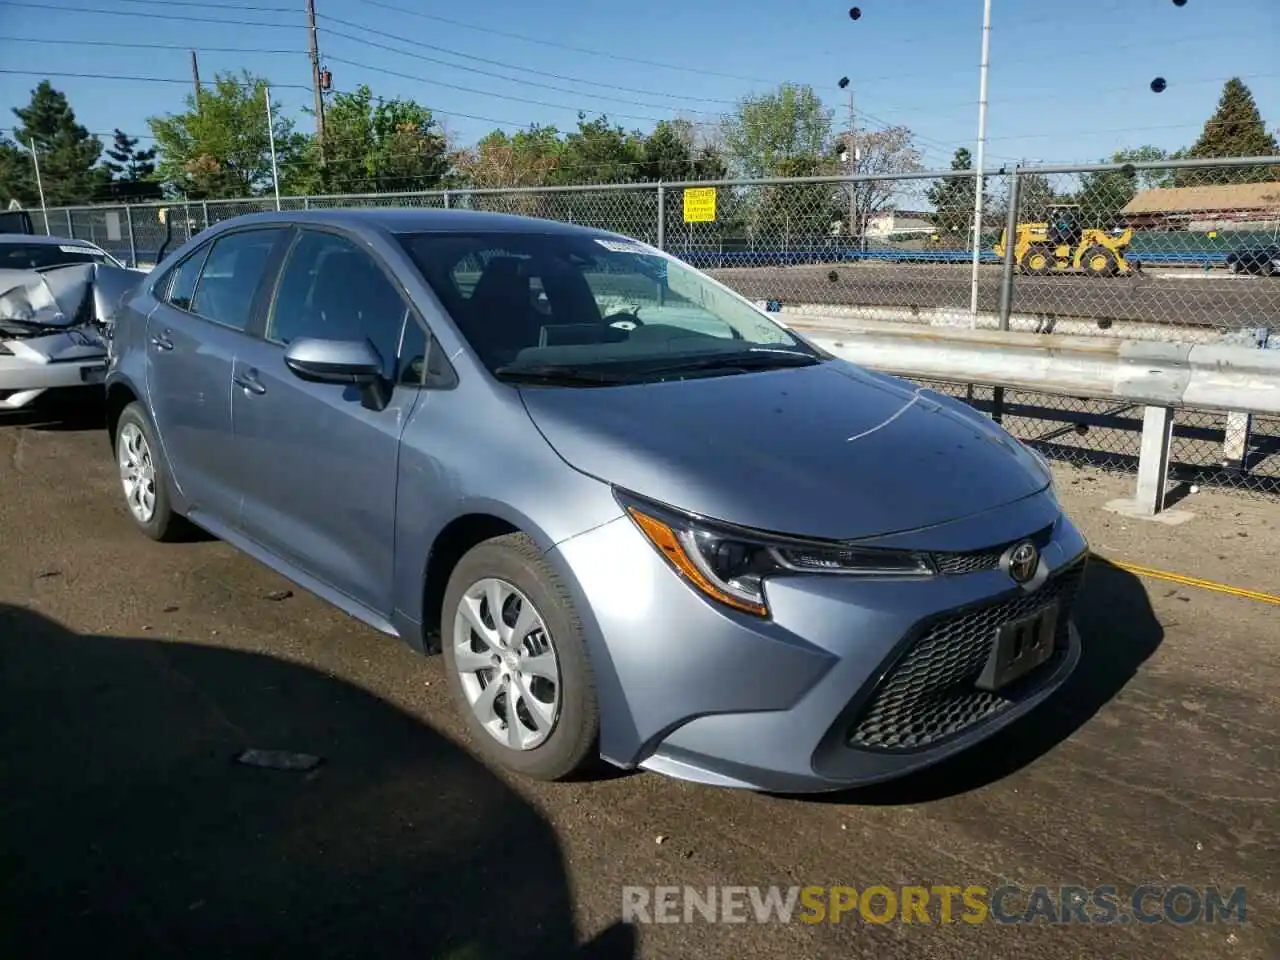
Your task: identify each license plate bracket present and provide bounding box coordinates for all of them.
[976,603,1059,692]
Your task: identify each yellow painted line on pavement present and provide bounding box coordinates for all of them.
[1107,559,1280,606]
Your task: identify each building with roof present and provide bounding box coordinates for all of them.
[1121,181,1280,231]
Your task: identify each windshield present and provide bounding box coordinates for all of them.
[396,230,822,383]
[0,241,119,271]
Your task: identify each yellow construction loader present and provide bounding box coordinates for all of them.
[994,204,1135,277]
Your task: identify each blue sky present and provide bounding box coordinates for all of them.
[0,0,1276,174]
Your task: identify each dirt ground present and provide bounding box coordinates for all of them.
[1,389,1276,959]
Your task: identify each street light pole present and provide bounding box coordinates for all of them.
[968,0,993,325]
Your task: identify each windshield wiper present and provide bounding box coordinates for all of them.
[643,351,822,376]
[493,364,632,386]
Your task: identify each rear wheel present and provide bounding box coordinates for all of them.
[114,401,184,542]
[1020,244,1055,276]
[1081,245,1119,278]
[441,532,599,781]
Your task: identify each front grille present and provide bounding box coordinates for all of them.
[847,559,1085,752]
[931,524,1055,576]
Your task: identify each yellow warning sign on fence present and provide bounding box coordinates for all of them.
[683,187,717,223]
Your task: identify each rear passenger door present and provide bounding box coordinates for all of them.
[230,227,428,617]
[144,226,287,526]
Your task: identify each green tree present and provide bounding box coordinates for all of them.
[1176,78,1278,185]
[720,83,833,180]
[1075,146,1172,225]
[0,133,36,206]
[640,119,726,182]
[296,85,452,194]
[925,147,981,241]
[453,126,562,189]
[10,80,106,205]
[547,113,645,186]
[147,70,305,199]
[103,128,157,181]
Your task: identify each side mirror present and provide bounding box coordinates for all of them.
[283,337,390,410]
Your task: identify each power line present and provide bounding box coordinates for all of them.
[353,0,787,86]
[0,67,312,91]
[317,20,739,106]
[0,1,299,27]
[0,35,300,55]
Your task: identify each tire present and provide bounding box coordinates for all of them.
[114,401,184,542]
[1262,259,1276,278]
[1021,244,1055,276]
[1081,245,1119,278]
[441,532,600,781]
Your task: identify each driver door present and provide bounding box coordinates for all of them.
[230,227,428,616]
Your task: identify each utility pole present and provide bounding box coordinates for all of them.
[306,0,326,162]
[190,49,202,113]
[968,0,993,326]
[847,87,858,250]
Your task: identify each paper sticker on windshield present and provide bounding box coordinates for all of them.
[59,245,92,254]
[594,238,650,255]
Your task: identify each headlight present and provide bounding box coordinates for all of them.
[616,490,934,617]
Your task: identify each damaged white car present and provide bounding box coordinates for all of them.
[0,245,142,410]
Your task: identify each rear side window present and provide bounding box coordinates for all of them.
[188,228,287,330]
[165,246,209,310]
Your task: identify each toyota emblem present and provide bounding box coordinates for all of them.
[1004,540,1040,584]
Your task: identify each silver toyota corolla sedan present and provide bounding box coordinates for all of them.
[104,208,1088,793]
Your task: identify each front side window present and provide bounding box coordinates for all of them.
[397,231,821,384]
[188,228,286,330]
[266,229,417,382]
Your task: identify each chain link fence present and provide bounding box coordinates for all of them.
[33,156,1280,497]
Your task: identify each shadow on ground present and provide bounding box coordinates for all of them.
[0,385,107,432]
[0,604,635,959]
[815,556,1164,806]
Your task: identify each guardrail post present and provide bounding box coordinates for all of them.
[1223,412,1253,471]
[992,166,1022,425]
[442,190,451,209]
[1134,405,1175,515]
[656,183,665,252]
[65,210,74,237]
[125,205,137,268]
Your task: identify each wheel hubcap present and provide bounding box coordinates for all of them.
[452,577,561,751]
[118,422,157,523]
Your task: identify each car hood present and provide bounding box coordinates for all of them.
[519,360,1051,541]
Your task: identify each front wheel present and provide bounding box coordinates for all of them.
[114,401,184,542]
[441,532,600,781]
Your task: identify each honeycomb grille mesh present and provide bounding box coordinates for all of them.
[930,524,1055,577]
[847,560,1085,752]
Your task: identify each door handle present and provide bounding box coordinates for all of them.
[233,371,266,395]
[150,331,174,351]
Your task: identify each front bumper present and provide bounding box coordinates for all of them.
[0,330,107,409]
[552,488,1089,793]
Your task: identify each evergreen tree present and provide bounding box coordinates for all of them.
[1176,78,1278,185]
[0,133,37,206]
[10,80,106,204]
[104,128,157,181]
[926,147,982,241]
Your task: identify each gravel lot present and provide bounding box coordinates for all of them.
[1,389,1277,959]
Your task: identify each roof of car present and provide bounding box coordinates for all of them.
[0,232,102,246]
[204,206,623,237]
